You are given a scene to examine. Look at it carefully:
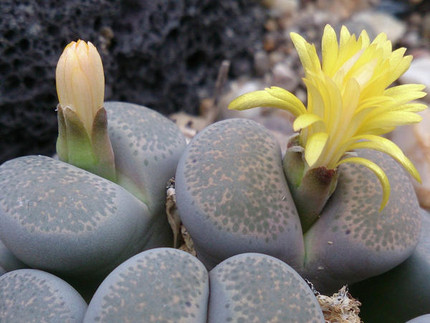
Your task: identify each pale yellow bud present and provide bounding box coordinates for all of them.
[56,40,105,135]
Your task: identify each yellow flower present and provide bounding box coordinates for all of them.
[229,25,427,210]
[56,40,105,135]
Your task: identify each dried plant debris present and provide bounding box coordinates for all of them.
[306,281,362,323]
[168,179,361,320]
[168,112,205,142]
[165,177,196,256]
[166,178,181,248]
[178,225,196,257]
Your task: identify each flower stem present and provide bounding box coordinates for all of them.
[56,106,116,182]
[283,136,338,233]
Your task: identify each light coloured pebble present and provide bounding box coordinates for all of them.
[269,51,288,66]
[317,0,375,19]
[390,108,430,209]
[349,10,406,43]
[254,50,271,76]
[271,62,300,91]
[402,31,422,48]
[263,0,299,17]
[400,56,430,103]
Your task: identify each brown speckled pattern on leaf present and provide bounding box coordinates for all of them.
[179,119,297,239]
[105,101,186,210]
[176,119,304,269]
[84,248,208,323]
[331,153,420,252]
[0,154,160,276]
[0,155,116,234]
[0,269,86,322]
[208,253,324,323]
[106,102,184,164]
[302,149,421,291]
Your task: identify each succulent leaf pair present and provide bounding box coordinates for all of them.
[0,250,325,322]
[176,25,426,291]
[0,102,186,278]
[175,118,421,292]
[0,42,186,279]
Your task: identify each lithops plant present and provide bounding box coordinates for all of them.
[84,248,324,322]
[208,252,324,322]
[350,210,430,322]
[175,25,427,292]
[0,269,87,322]
[176,118,304,270]
[0,155,168,277]
[0,41,185,279]
[84,248,209,322]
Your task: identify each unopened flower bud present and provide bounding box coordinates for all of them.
[55,40,115,182]
[56,40,105,135]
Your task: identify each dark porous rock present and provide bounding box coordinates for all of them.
[0,0,118,163]
[0,0,265,163]
[0,269,87,322]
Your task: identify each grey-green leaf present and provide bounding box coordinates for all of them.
[302,149,421,292]
[175,119,304,270]
[0,269,87,322]
[0,155,171,277]
[105,101,186,212]
[208,253,324,323]
[84,248,209,323]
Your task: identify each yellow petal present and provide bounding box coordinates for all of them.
[293,113,323,132]
[359,111,423,133]
[228,88,305,117]
[339,25,352,48]
[372,32,388,49]
[264,87,307,114]
[337,156,390,211]
[322,24,339,76]
[354,96,395,115]
[337,28,363,69]
[348,135,421,183]
[305,132,328,167]
[400,103,428,113]
[359,69,390,98]
[334,78,359,137]
[290,32,321,74]
[358,29,370,48]
[302,77,325,118]
[384,84,427,104]
[385,52,412,86]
